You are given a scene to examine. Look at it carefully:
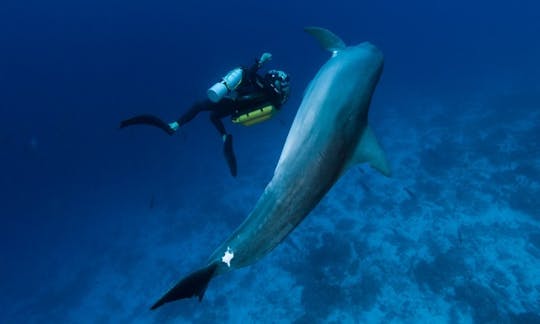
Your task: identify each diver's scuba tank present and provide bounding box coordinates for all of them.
[207,67,243,103]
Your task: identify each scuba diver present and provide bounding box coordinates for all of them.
[120,52,291,177]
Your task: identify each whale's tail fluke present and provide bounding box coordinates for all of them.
[150,262,218,310]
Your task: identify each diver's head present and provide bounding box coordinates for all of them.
[265,70,290,103]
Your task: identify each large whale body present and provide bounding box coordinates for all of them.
[151,26,391,310]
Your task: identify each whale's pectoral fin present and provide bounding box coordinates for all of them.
[304,26,346,54]
[150,262,218,310]
[346,126,391,177]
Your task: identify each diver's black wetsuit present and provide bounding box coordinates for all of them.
[120,59,288,177]
[174,61,285,136]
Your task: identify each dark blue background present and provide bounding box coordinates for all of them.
[1,0,539,321]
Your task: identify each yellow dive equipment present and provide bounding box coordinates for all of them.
[232,104,277,126]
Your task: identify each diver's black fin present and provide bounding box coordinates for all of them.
[150,262,218,310]
[223,134,237,177]
[119,114,175,135]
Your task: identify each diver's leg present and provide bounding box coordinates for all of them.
[208,99,236,136]
[175,100,213,128]
[119,100,213,135]
[209,113,227,136]
[210,102,237,177]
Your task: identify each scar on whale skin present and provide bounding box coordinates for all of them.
[221,247,234,267]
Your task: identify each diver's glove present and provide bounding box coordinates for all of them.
[258,52,272,66]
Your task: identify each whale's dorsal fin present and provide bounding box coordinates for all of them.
[345,126,391,177]
[304,26,346,55]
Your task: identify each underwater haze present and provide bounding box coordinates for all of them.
[2,0,540,322]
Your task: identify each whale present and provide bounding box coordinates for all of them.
[150,26,391,310]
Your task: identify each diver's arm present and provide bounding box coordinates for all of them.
[243,61,259,84]
[243,53,272,84]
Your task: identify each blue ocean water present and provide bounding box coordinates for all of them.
[1,0,539,322]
